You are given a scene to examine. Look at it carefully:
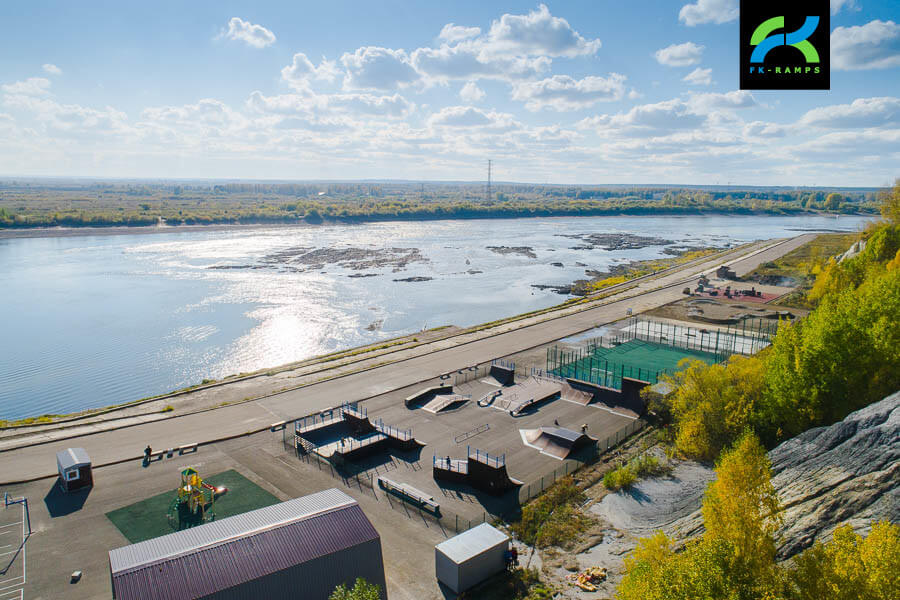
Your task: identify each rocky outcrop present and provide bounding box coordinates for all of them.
[837,238,866,263]
[769,390,899,559]
[664,392,899,558]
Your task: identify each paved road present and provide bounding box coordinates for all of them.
[0,234,815,483]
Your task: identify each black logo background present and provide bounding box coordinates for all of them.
[740,0,830,90]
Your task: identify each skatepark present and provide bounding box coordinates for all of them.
[0,235,808,599]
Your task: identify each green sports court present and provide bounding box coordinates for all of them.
[548,339,721,389]
[547,317,778,389]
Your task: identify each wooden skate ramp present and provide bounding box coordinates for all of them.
[520,426,595,460]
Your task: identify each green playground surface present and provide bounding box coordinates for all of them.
[106,469,280,544]
[552,339,720,389]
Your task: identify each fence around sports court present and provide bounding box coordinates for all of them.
[546,316,778,389]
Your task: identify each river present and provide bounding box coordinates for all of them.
[0,214,871,419]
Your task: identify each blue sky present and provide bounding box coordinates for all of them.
[0,1,898,185]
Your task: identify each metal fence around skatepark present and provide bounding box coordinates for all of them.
[450,364,489,386]
[275,403,646,536]
[382,416,647,535]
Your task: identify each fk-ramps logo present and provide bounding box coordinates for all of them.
[740,0,830,90]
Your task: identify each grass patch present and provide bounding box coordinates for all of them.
[745,232,859,307]
[106,469,280,543]
[603,453,670,491]
[511,477,591,549]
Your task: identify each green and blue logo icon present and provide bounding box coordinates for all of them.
[750,16,820,64]
[740,1,829,90]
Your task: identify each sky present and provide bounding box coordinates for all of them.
[0,1,898,186]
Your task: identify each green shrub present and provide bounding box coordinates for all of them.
[603,466,636,491]
[511,477,589,547]
[604,454,667,491]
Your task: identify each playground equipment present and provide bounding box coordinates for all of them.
[166,467,227,530]
[566,566,607,591]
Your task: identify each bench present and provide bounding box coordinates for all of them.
[377,476,440,514]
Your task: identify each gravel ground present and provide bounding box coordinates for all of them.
[539,459,716,597]
[590,459,714,535]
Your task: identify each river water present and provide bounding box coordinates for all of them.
[0,214,870,419]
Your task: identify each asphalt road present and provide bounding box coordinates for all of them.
[0,234,815,483]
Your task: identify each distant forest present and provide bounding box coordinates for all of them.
[0,180,885,229]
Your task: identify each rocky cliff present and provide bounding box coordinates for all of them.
[769,390,899,558]
[663,391,899,558]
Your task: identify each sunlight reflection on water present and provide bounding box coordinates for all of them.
[0,214,871,418]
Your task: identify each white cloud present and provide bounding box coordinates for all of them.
[42,64,62,75]
[4,94,129,137]
[439,24,481,43]
[682,67,713,86]
[248,90,413,119]
[220,17,276,49]
[654,42,704,67]
[687,90,757,112]
[1,77,52,96]
[142,99,247,131]
[459,81,485,103]
[832,20,900,70]
[511,74,626,111]
[340,47,421,90]
[799,97,900,129]
[581,99,707,137]
[281,53,340,89]
[411,5,597,85]
[428,106,519,131]
[831,0,859,15]
[795,129,900,159]
[411,44,550,83]
[479,4,601,59]
[679,0,738,27]
[328,93,414,118]
[743,121,787,138]
[578,90,758,140]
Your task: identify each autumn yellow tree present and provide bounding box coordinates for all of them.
[617,433,785,600]
[661,356,766,459]
[879,179,900,225]
[790,521,900,600]
[702,433,782,581]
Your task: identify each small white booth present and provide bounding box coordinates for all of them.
[435,523,509,593]
[56,447,93,492]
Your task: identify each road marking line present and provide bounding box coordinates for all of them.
[0,580,24,593]
[0,523,22,530]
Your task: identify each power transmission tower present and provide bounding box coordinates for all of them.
[486,159,492,203]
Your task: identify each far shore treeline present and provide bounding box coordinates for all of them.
[0,180,885,229]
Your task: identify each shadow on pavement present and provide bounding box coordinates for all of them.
[43,478,91,517]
